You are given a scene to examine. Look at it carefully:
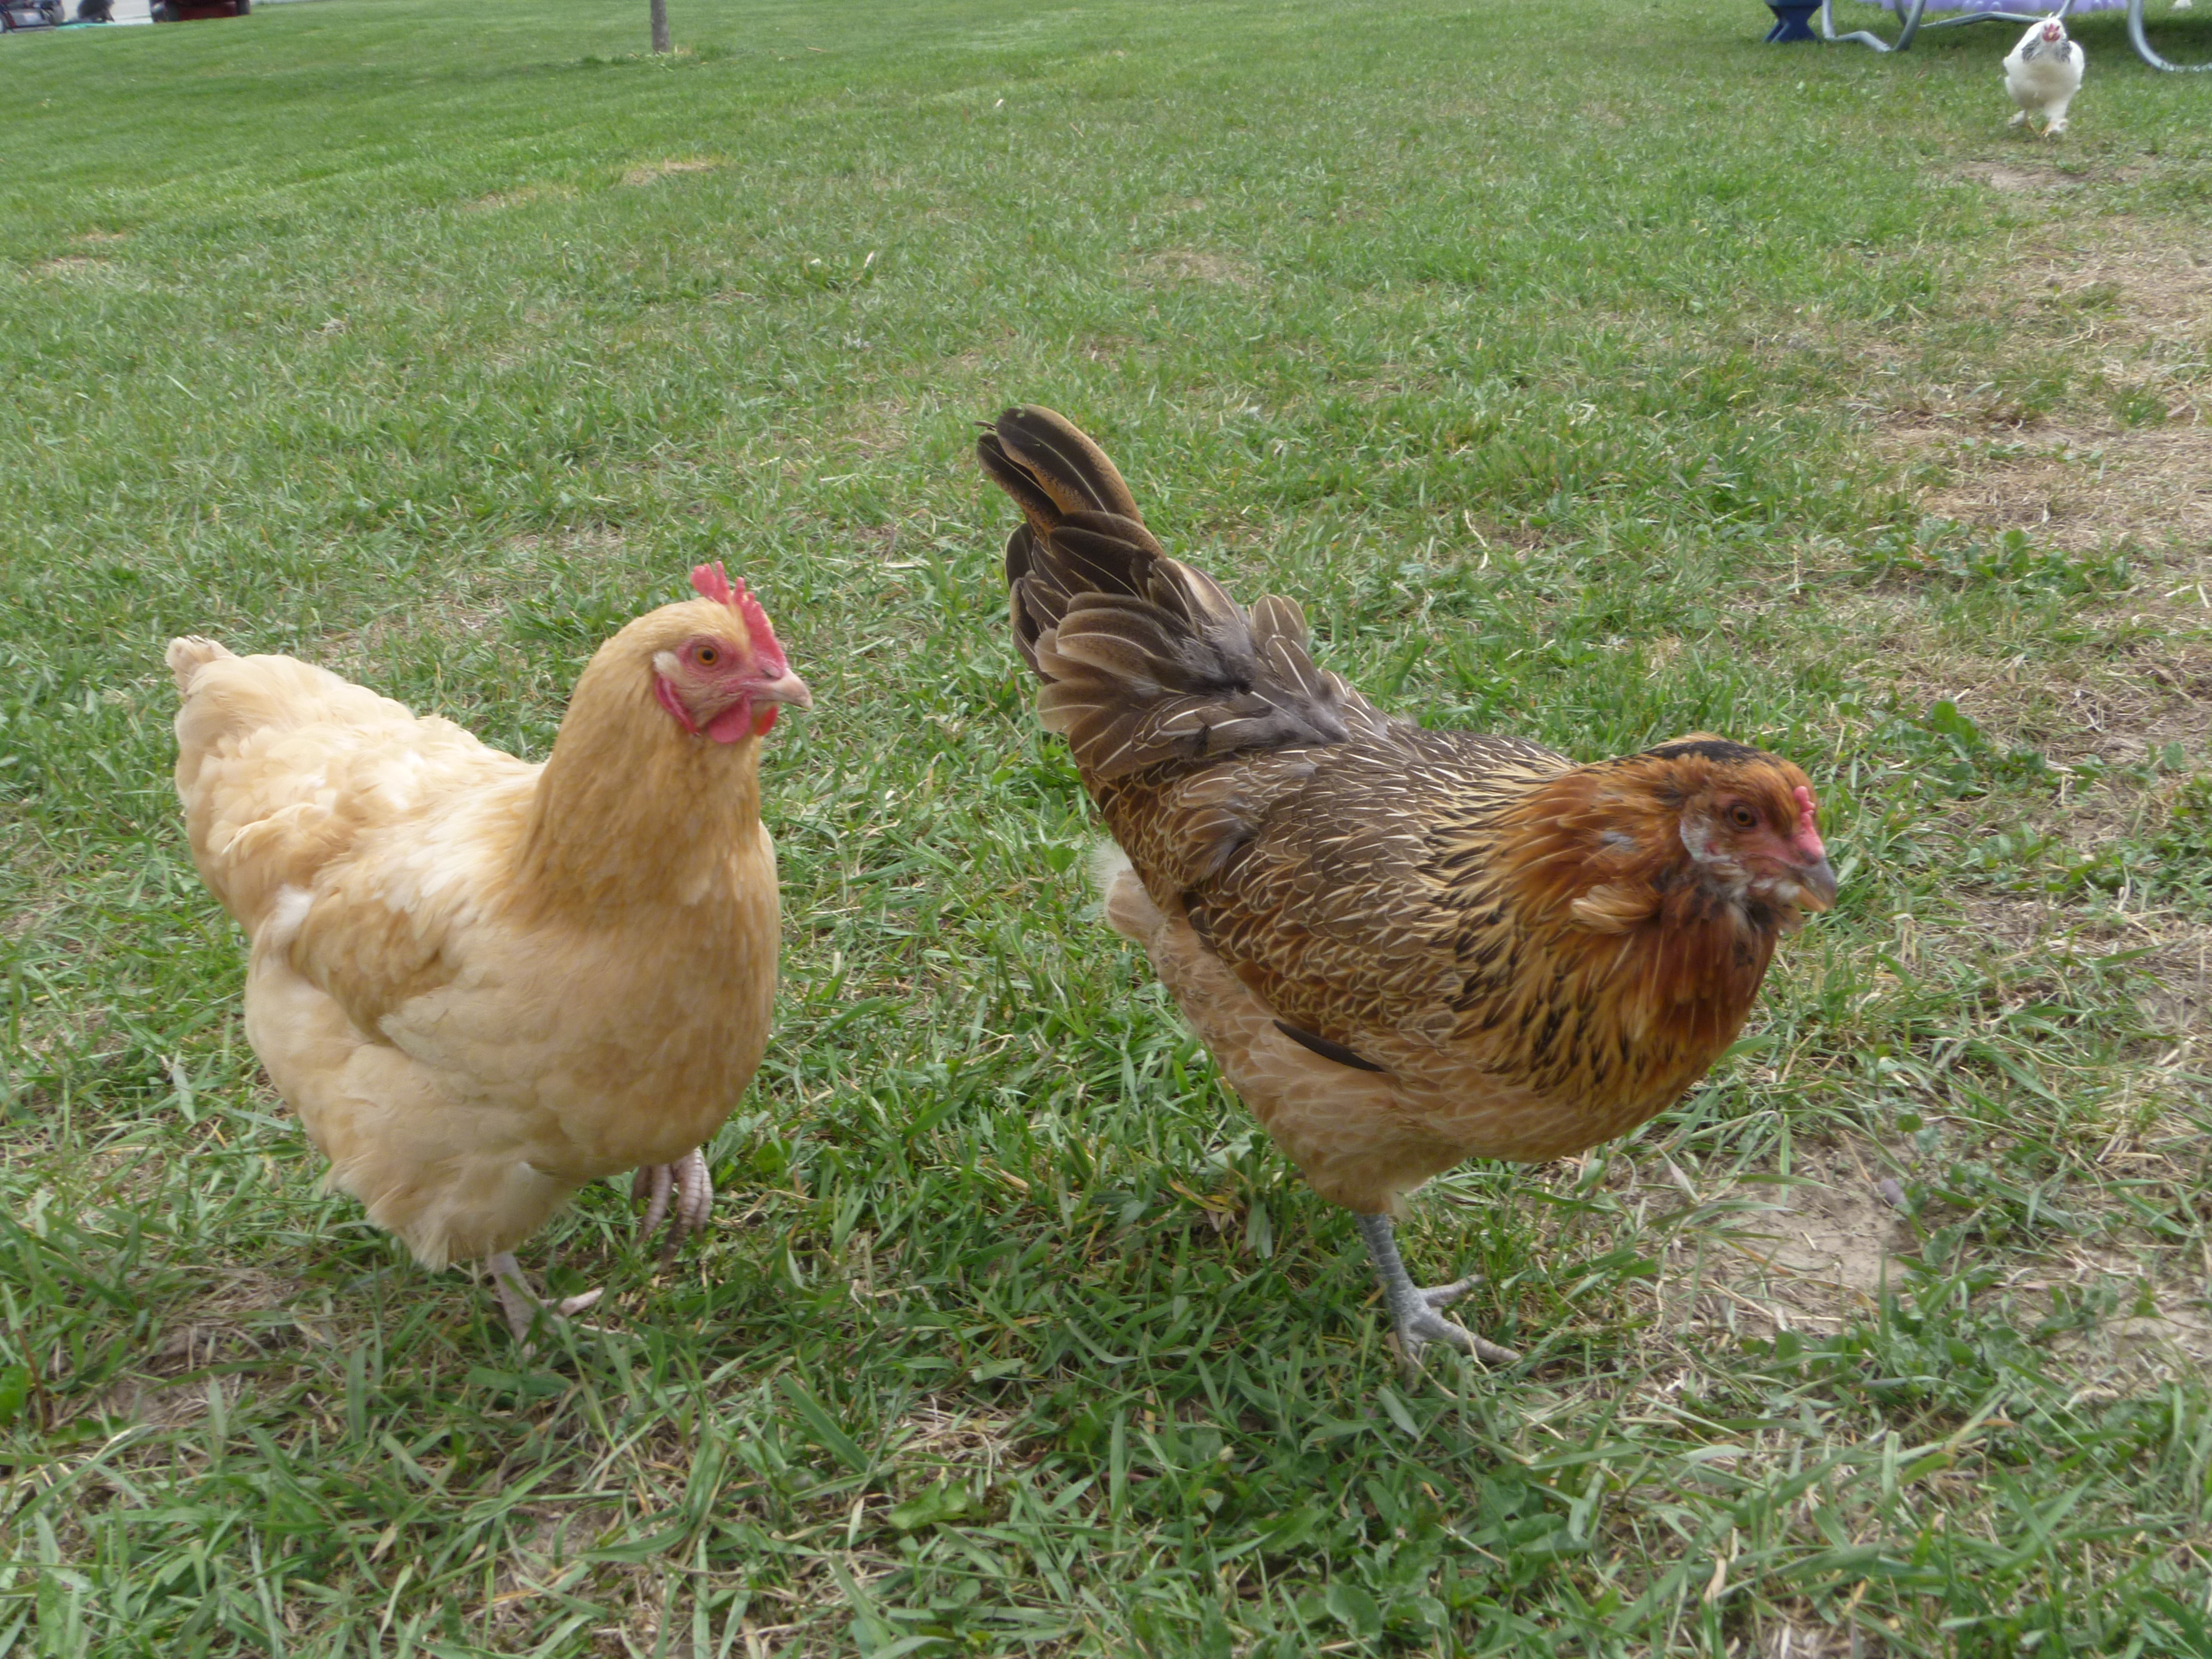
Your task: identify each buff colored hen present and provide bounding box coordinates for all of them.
[168,565,810,1338]
[977,408,1836,1367]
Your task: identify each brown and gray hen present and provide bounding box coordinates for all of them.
[977,406,1837,1367]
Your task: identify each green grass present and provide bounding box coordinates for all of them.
[4,0,2211,1652]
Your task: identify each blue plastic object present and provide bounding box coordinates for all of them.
[1765,1,1822,38]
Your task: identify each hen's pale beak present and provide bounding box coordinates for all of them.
[751,670,813,711]
[1793,857,1838,913]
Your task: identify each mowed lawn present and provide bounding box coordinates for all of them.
[4,0,2211,1652]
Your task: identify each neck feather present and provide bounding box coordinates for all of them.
[1486,766,1780,1059]
[515,656,762,913]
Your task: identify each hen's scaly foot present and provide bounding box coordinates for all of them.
[1356,1213,1520,1370]
[632,1147,714,1257]
[486,1251,605,1344]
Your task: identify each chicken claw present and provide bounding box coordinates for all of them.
[632,1148,714,1255]
[486,1251,606,1343]
[1356,1214,1520,1370]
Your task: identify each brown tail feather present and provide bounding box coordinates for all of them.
[977,406,1392,783]
[980,405,1144,527]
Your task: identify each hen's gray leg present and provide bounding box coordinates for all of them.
[1355,1213,1519,1367]
[632,1148,714,1255]
[486,1251,605,1343]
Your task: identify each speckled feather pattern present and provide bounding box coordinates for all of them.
[981,407,1816,1213]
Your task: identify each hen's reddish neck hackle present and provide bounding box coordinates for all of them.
[977,405,1836,1367]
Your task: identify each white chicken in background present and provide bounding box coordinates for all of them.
[2004,17,2085,138]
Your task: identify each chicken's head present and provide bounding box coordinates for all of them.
[2039,18,2065,40]
[1650,739,1837,916]
[638,563,812,744]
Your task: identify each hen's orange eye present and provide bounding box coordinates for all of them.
[1728,804,1757,830]
[695,646,720,667]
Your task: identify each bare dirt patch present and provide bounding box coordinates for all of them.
[463,183,579,212]
[1602,1134,2212,1390]
[88,1268,313,1430]
[620,157,724,188]
[504,524,626,561]
[839,397,913,458]
[1134,248,1258,289]
[1620,1141,1913,1340]
[1729,1166,1909,1314]
[1955,161,2092,196]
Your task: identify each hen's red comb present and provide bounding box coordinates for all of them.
[691,562,787,672]
[1792,785,1827,859]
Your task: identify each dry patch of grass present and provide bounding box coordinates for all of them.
[1849,214,2212,1062]
[1132,248,1259,288]
[2023,223,2212,337]
[1653,1136,2212,1389]
[1909,424,2212,550]
[1884,217,2212,555]
[318,595,512,676]
[91,1268,314,1432]
[461,182,579,212]
[1953,160,2124,197]
[619,157,725,187]
[838,396,914,458]
[29,256,115,280]
[503,525,627,561]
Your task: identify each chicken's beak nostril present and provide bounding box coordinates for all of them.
[753,670,813,711]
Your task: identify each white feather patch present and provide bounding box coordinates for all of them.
[262,885,314,952]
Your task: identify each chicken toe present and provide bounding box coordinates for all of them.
[1356,1214,1519,1369]
[632,1148,714,1256]
[486,1251,606,1343]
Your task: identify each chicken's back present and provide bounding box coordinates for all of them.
[168,637,530,938]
